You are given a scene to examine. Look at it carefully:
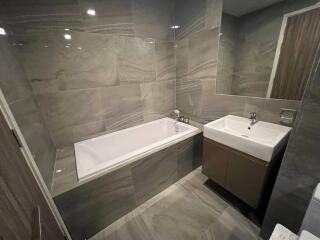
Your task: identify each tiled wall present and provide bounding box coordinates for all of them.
[218,0,319,98]
[216,13,237,94]
[228,4,283,97]
[175,0,304,125]
[54,133,202,239]
[260,46,320,239]
[0,37,56,188]
[1,0,176,148]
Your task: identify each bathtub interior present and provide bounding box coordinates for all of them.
[74,118,199,182]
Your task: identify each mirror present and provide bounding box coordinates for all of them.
[216,0,320,100]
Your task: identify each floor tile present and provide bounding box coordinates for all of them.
[90,168,260,240]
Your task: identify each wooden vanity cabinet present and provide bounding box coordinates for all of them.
[202,138,271,209]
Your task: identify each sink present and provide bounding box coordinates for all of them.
[204,115,291,162]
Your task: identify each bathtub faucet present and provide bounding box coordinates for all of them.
[173,110,190,124]
[174,109,180,132]
[174,109,180,121]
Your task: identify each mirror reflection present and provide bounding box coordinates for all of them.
[217,0,320,100]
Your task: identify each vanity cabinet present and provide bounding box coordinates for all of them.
[203,138,270,209]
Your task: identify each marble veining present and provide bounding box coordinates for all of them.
[175,0,301,126]
[90,169,260,240]
[0,0,176,148]
[52,133,202,239]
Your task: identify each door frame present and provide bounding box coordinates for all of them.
[266,3,320,98]
[0,89,72,240]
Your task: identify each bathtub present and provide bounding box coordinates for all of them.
[75,118,200,182]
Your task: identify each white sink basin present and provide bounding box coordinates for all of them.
[204,115,291,162]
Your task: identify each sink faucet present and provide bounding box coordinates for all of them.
[249,112,257,126]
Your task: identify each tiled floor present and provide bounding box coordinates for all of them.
[90,168,260,240]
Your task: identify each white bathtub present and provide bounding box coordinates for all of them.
[75,118,200,182]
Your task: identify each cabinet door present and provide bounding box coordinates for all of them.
[226,151,268,208]
[202,139,229,187]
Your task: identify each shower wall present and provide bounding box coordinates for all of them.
[0,37,56,188]
[1,0,176,148]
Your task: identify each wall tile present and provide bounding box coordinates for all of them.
[0,47,33,102]
[117,37,156,84]
[188,29,219,82]
[100,85,144,132]
[79,0,134,36]
[174,0,207,40]
[155,42,176,82]
[54,166,136,239]
[59,32,119,90]
[140,80,175,121]
[176,38,189,79]
[2,3,83,33]
[16,32,66,94]
[176,77,203,119]
[177,134,203,179]
[2,0,176,150]
[132,0,174,40]
[131,145,178,205]
[36,89,101,133]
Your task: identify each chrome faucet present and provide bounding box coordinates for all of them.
[173,109,180,132]
[249,112,257,126]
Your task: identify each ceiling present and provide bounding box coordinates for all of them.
[223,0,285,17]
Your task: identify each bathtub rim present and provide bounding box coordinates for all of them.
[74,118,201,184]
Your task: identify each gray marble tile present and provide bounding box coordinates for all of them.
[48,118,105,148]
[2,3,83,34]
[176,78,203,120]
[188,29,219,82]
[16,31,66,94]
[54,166,136,240]
[131,145,178,205]
[59,32,119,90]
[100,84,144,132]
[0,40,33,103]
[176,38,189,79]
[155,42,176,82]
[72,120,106,142]
[174,0,207,40]
[79,0,134,36]
[177,134,203,179]
[36,89,101,133]
[116,37,156,84]
[199,207,260,240]
[89,168,260,240]
[217,14,238,94]
[98,215,155,240]
[132,0,174,40]
[205,0,222,30]
[139,173,226,240]
[140,80,175,121]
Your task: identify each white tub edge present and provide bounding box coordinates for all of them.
[74,119,201,186]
